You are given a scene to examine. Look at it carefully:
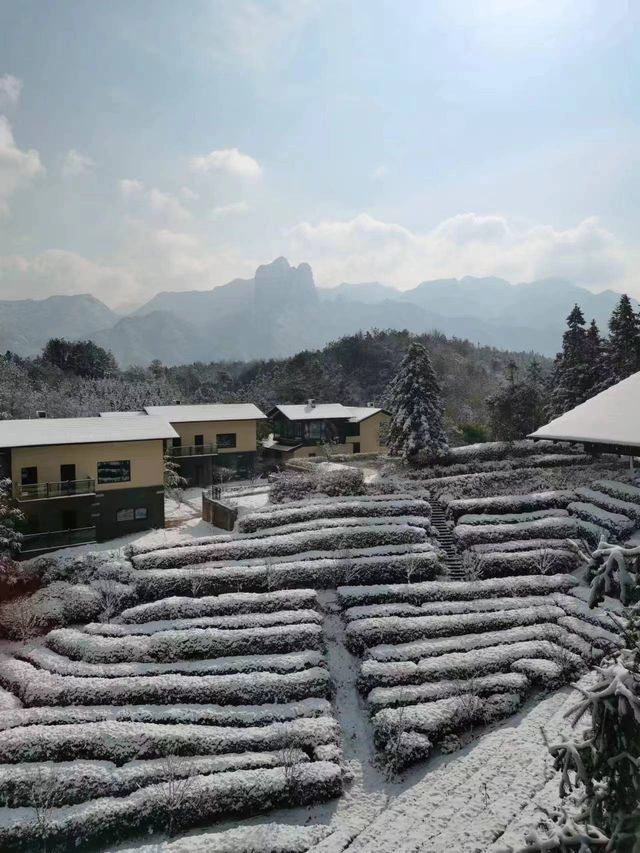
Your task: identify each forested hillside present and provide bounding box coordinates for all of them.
[0,329,545,439]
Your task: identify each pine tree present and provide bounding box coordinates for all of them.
[487,360,545,440]
[385,341,448,461]
[605,294,640,385]
[0,478,23,582]
[546,305,593,418]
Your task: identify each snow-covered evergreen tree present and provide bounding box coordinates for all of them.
[604,293,640,386]
[487,360,545,440]
[521,539,640,852]
[0,478,23,581]
[385,341,448,461]
[546,305,598,418]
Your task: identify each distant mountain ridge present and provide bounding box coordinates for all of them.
[0,259,633,366]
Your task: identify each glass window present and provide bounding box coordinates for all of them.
[116,508,134,522]
[216,433,236,449]
[21,466,38,485]
[98,460,131,484]
[135,507,148,520]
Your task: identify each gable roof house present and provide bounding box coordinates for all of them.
[0,415,177,556]
[528,371,640,469]
[263,400,390,460]
[101,403,267,485]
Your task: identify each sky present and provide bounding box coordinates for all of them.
[0,0,639,309]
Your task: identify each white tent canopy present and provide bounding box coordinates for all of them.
[529,371,640,452]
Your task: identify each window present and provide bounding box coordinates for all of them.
[116,508,134,522]
[216,433,236,449]
[134,507,148,520]
[194,434,204,446]
[98,460,131,484]
[21,466,38,485]
[172,437,181,448]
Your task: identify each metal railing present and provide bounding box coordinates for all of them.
[20,526,97,554]
[169,444,217,458]
[15,478,96,501]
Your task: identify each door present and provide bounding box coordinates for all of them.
[194,462,204,486]
[194,434,204,455]
[60,464,76,495]
[61,509,77,531]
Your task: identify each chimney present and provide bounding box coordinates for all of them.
[173,400,181,405]
[36,410,47,419]
[307,398,315,409]
[366,401,374,408]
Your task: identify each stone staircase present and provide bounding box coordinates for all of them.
[430,498,465,580]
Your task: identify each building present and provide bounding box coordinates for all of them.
[262,401,390,461]
[102,403,267,485]
[528,371,640,468]
[0,415,177,556]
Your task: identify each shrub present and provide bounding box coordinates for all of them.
[567,501,635,539]
[316,466,365,497]
[456,508,568,526]
[446,491,575,521]
[269,472,316,504]
[463,548,578,579]
[454,516,577,548]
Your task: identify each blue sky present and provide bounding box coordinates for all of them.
[0,0,638,308]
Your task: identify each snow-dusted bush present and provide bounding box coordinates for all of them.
[316,466,365,497]
[568,501,635,538]
[0,697,332,733]
[367,671,529,713]
[464,548,578,579]
[357,640,584,691]
[593,478,640,505]
[467,538,574,554]
[510,657,564,684]
[365,622,596,665]
[418,454,589,479]
[454,516,577,548]
[372,691,523,747]
[446,490,575,521]
[0,657,333,706]
[32,550,134,586]
[0,750,312,807]
[456,508,568,526]
[336,573,578,609]
[239,496,431,533]
[132,524,427,570]
[0,761,342,852]
[46,622,324,664]
[269,472,317,504]
[0,581,108,639]
[83,608,323,636]
[575,487,640,522]
[0,716,340,764]
[121,589,318,624]
[345,605,564,654]
[242,514,432,539]
[436,440,578,466]
[23,646,326,679]
[134,547,443,599]
[576,518,608,546]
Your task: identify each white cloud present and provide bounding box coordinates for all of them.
[61,148,94,178]
[119,177,144,197]
[286,212,628,292]
[147,188,192,223]
[0,74,22,109]
[0,115,43,214]
[210,200,249,218]
[372,165,389,180]
[180,186,199,200]
[191,147,262,178]
[209,1,318,71]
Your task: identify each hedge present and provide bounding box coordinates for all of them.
[467,538,575,554]
[456,508,568,527]
[454,517,578,548]
[567,501,635,539]
[0,761,342,853]
[574,487,640,523]
[593,479,640,505]
[445,490,575,521]
[0,657,333,707]
[336,573,578,609]
[464,548,578,579]
[132,524,427,571]
[239,497,431,533]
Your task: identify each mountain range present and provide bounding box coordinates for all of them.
[0,257,633,366]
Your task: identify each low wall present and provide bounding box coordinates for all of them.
[202,490,238,531]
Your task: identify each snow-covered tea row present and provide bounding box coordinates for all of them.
[445,490,575,521]
[337,575,616,769]
[132,523,429,570]
[133,545,443,599]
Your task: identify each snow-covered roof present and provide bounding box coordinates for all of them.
[143,404,267,423]
[529,371,640,448]
[0,415,178,449]
[271,404,388,422]
[99,410,147,418]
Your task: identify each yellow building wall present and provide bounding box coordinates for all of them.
[357,412,390,453]
[170,419,258,454]
[12,439,165,490]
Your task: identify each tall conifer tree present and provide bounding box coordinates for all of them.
[385,341,448,460]
[605,294,640,384]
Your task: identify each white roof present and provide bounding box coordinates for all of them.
[273,404,386,422]
[0,416,178,449]
[99,410,147,418]
[144,403,267,423]
[529,371,640,448]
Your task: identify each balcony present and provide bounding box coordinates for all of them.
[169,443,217,458]
[15,478,96,502]
[20,526,97,555]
